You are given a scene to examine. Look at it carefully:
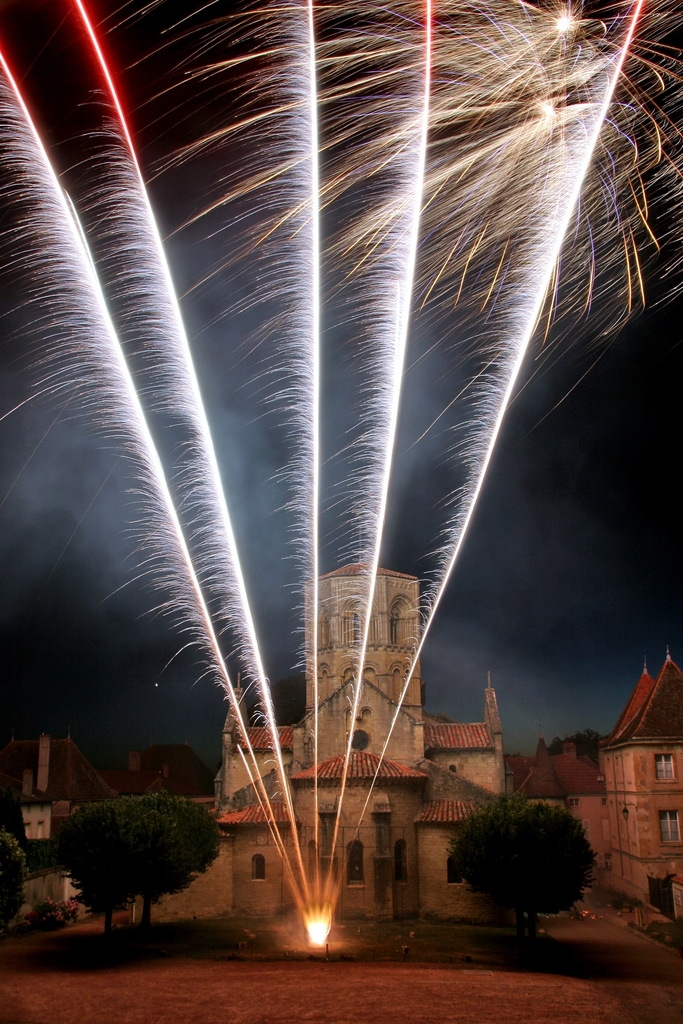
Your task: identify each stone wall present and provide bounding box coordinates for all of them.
[19,868,77,918]
[231,829,297,918]
[148,838,234,922]
[293,780,424,921]
[428,749,502,794]
[416,826,510,924]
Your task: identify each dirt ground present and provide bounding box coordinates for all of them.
[1,909,683,1024]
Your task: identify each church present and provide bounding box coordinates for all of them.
[160,565,507,923]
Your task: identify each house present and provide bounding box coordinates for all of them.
[0,768,52,840]
[506,737,610,873]
[99,744,215,805]
[0,734,115,836]
[599,651,683,915]
[155,564,508,924]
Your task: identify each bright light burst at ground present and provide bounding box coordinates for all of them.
[302,903,332,946]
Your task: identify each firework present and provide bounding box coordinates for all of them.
[0,0,681,932]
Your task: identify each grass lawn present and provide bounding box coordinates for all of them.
[78,912,562,972]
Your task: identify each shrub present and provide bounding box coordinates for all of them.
[0,829,26,929]
[24,898,79,931]
[25,839,60,873]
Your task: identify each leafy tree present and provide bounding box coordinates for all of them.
[58,795,220,934]
[449,794,595,940]
[0,829,27,930]
[0,787,27,850]
[130,793,220,929]
[57,802,137,935]
[547,729,606,762]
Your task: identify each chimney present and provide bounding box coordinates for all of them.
[562,741,577,758]
[128,750,141,773]
[37,734,50,791]
[22,768,33,796]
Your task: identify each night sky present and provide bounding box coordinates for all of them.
[1,0,682,773]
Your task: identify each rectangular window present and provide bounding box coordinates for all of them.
[582,819,590,838]
[568,798,579,807]
[659,810,680,843]
[655,754,675,781]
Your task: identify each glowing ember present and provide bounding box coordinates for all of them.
[303,903,332,946]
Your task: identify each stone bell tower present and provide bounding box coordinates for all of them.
[304,564,424,717]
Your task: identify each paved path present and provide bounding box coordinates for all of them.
[543,911,683,1024]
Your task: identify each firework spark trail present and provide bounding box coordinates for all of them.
[72,0,311,896]
[304,0,323,892]
[363,2,649,793]
[5,0,678,934]
[324,0,433,905]
[0,45,303,898]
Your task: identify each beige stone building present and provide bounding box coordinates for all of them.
[194,564,507,924]
[600,651,683,916]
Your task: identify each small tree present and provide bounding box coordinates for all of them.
[57,802,136,935]
[449,794,595,940]
[130,793,220,929]
[0,829,27,930]
[58,795,220,933]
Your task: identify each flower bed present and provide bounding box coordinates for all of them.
[23,899,79,931]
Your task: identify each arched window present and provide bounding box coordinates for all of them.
[342,604,360,645]
[252,854,266,880]
[318,611,330,648]
[394,839,407,883]
[390,599,410,644]
[347,839,364,884]
[449,764,457,773]
[390,607,400,645]
[446,855,461,885]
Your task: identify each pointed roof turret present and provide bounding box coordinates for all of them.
[606,653,683,745]
[607,662,656,744]
[512,735,564,799]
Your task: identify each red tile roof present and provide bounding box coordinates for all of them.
[607,668,657,744]
[217,801,296,827]
[0,737,114,802]
[505,737,605,799]
[551,754,605,795]
[505,754,535,793]
[414,799,476,824]
[320,564,417,581]
[98,769,162,796]
[140,744,215,795]
[239,726,293,752]
[424,722,492,750]
[627,656,683,740]
[291,750,425,783]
